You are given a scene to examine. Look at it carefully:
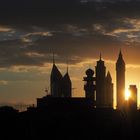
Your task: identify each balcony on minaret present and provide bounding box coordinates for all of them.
[83,68,96,99]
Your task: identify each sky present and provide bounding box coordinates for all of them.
[0,0,140,107]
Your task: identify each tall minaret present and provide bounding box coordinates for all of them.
[96,53,106,108]
[116,50,125,110]
[83,68,96,99]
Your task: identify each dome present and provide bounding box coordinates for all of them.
[86,68,94,76]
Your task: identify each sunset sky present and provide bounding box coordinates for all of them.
[0,0,140,107]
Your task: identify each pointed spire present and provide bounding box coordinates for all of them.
[97,52,104,65]
[119,49,122,58]
[117,49,125,64]
[106,71,112,81]
[51,63,62,82]
[107,71,111,78]
[63,72,71,83]
[63,60,71,83]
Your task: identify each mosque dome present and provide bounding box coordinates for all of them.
[86,68,94,76]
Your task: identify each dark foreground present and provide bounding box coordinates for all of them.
[0,105,139,140]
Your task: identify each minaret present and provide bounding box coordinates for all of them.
[96,53,106,108]
[62,64,72,97]
[83,68,96,99]
[50,54,62,97]
[105,71,113,108]
[116,50,125,109]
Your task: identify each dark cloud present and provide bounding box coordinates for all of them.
[0,0,140,25]
[0,29,124,67]
[0,0,140,67]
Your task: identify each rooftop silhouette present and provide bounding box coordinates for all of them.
[0,51,140,140]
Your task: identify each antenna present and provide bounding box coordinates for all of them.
[100,52,102,60]
[53,52,55,64]
[66,59,68,73]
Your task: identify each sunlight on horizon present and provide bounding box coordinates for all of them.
[125,89,131,100]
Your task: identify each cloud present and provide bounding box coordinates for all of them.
[22,31,53,43]
[0,80,8,85]
[126,64,140,69]
[0,26,14,32]
[0,0,140,68]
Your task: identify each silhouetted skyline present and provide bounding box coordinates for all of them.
[1,1,140,140]
[38,51,135,110]
[84,54,113,108]
[1,0,140,107]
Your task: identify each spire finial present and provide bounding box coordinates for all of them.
[100,52,102,60]
[53,52,55,64]
[66,59,69,73]
[120,49,122,54]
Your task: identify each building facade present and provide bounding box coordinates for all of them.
[84,54,113,108]
[96,54,106,108]
[116,51,125,110]
[128,85,137,110]
[105,71,113,108]
[50,62,72,97]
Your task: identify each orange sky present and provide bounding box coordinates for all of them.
[0,0,140,107]
[0,49,140,108]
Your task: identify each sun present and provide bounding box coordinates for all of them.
[125,89,131,100]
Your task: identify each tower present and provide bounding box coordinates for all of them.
[83,68,96,99]
[105,71,113,108]
[50,55,62,97]
[128,85,137,110]
[62,65,72,97]
[116,50,125,109]
[96,54,106,107]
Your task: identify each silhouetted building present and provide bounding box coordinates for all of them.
[128,85,137,110]
[83,68,96,99]
[62,71,72,97]
[116,50,125,110]
[105,71,113,108]
[37,96,95,110]
[50,63,63,97]
[83,54,113,108]
[50,58,72,97]
[96,54,106,107]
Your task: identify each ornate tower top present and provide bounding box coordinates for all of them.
[116,50,125,70]
[51,64,62,81]
[117,50,125,62]
[51,53,62,82]
[99,52,103,61]
[63,61,71,83]
[96,53,105,68]
[119,50,122,58]
[86,68,94,77]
